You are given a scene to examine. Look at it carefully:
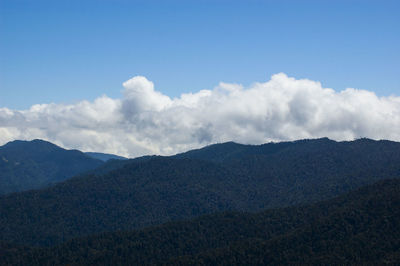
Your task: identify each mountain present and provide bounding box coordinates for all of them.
[1,138,400,247]
[0,139,104,195]
[2,178,399,265]
[85,152,127,162]
[175,141,249,162]
[178,138,400,207]
[0,158,240,246]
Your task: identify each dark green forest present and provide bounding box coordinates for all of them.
[2,178,399,265]
[0,138,400,264]
[1,138,400,246]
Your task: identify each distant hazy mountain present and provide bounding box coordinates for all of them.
[3,178,399,265]
[1,138,400,247]
[85,152,127,162]
[0,139,104,195]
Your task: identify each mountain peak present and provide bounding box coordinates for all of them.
[3,139,59,148]
[0,139,104,195]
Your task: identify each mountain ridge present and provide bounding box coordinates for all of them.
[1,137,400,247]
[0,139,104,195]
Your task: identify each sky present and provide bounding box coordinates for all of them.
[0,0,399,157]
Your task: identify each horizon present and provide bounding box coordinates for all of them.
[1,136,397,158]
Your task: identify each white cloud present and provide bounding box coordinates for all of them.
[1,73,400,157]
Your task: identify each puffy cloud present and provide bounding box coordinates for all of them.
[1,73,400,157]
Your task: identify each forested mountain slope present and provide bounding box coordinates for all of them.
[178,138,400,207]
[1,138,400,247]
[3,178,399,265]
[0,158,242,246]
[0,139,104,195]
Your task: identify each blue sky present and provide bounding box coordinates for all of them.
[1,0,399,109]
[1,0,400,156]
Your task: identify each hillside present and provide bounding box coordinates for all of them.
[1,138,400,247]
[0,139,104,195]
[179,138,400,208]
[0,158,241,246]
[2,178,399,265]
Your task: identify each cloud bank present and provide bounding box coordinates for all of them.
[1,73,400,157]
